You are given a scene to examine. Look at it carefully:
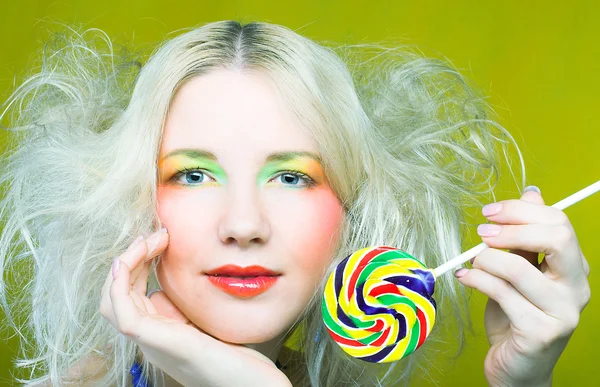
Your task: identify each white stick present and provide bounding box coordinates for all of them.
[433,180,600,277]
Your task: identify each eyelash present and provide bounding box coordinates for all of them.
[170,168,317,188]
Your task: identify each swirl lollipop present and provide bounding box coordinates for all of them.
[322,180,600,363]
[322,246,436,362]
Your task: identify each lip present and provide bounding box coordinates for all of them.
[206,275,279,298]
[205,264,280,277]
[204,265,281,298]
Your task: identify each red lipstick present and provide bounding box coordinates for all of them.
[205,265,280,298]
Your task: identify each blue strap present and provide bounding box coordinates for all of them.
[130,361,151,387]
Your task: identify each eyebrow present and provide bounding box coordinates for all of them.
[160,149,323,164]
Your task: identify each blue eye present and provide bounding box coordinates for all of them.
[171,168,215,186]
[271,170,316,188]
[170,168,316,188]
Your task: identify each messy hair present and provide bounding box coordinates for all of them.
[0,20,525,386]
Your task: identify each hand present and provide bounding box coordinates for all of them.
[454,188,591,387]
[99,228,292,387]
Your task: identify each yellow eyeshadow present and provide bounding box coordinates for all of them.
[158,154,327,185]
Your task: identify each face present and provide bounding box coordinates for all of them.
[156,68,345,344]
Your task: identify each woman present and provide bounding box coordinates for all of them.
[0,20,590,386]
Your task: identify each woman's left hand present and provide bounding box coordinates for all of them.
[100,230,291,387]
[455,187,591,387]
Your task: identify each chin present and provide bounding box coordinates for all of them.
[201,322,286,344]
[157,271,303,344]
[186,304,294,344]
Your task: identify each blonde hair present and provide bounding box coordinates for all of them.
[0,20,525,386]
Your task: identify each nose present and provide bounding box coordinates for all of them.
[217,185,270,248]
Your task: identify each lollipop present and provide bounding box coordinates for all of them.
[322,180,600,363]
[322,246,436,362]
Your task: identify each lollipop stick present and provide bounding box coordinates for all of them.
[433,180,600,277]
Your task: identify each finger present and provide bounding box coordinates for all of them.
[130,290,157,315]
[455,268,546,330]
[100,236,144,323]
[482,189,546,267]
[508,189,546,267]
[149,291,191,324]
[479,222,584,283]
[482,189,589,279]
[133,261,151,295]
[482,190,574,228]
[126,228,169,286]
[472,247,561,314]
[139,294,159,316]
[100,268,116,325]
[110,259,142,336]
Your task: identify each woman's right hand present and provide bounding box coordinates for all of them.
[100,229,292,387]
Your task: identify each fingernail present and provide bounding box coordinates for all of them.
[454,268,468,278]
[482,202,502,217]
[523,185,541,195]
[477,224,502,237]
[146,288,162,298]
[112,258,120,279]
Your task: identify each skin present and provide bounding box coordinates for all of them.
[154,68,344,362]
[457,189,591,386]
[100,68,346,386]
[98,70,590,386]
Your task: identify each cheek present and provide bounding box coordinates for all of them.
[272,187,344,273]
[157,186,189,229]
[156,186,216,264]
[157,185,344,275]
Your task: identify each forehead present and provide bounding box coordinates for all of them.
[159,69,316,161]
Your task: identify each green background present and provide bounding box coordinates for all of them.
[1,1,598,385]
